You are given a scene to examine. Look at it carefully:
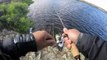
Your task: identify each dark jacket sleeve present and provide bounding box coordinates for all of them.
[0,34,37,59]
[76,33,107,60]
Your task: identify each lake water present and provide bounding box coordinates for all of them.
[29,0,107,41]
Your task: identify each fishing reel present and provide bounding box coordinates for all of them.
[55,34,64,51]
[55,34,81,60]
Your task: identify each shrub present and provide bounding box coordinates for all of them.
[12,0,33,5]
[0,2,34,33]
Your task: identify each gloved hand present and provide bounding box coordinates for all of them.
[32,31,55,50]
[63,28,80,49]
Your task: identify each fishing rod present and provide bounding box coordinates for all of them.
[56,13,81,60]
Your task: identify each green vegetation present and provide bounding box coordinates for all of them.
[0,0,34,33]
[12,0,33,5]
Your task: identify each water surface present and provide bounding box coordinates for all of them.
[29,0,107,41]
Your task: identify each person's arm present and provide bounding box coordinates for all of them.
[0,31,55,60]
[0,34,37,59]
[63,28,107,60]
[77,33,107,60]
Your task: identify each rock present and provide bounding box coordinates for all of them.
[21,46,85,60]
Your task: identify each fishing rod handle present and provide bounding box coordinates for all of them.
[64,34,80,59]
[71,43,80,60]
